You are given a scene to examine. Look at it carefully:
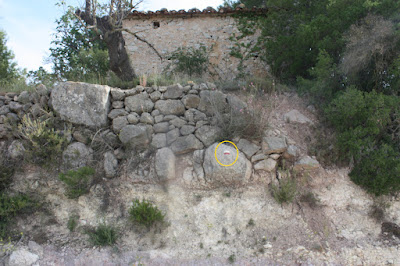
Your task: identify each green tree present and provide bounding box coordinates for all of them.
[49,7,109,81]
[0,30,19,82]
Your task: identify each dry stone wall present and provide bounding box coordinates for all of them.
[1,82,319,188]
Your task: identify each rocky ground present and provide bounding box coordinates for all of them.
[1,89,400,265]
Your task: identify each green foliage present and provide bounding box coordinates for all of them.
[49,8,109,81]
[17,115,68,166]
[0,193,35,238]
[270,178,297,205]
[350,145,400,196]
[85,222,118,246]
[67,214,79,232]
[228,254,236,264]
[128,199,165,228]
[168,45,209,77]
[59,167,94,199]
[0,165,14,192]
[0,30,20,82]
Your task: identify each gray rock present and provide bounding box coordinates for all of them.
[251,153,268,163]
[124,88,138,96]
[127,113,140,124]
[114,148,125,160]
[180,125,195,135]
[237,139,260,159]
[29,92,40,104]
[101,130,119,148]
[269,154,281,160]
[182,94,200,109]
[206,82,217,89]
[196,120,209,128]
[36,84,49,96]
[154,122,169,133]
[136,85,145,92]
[164,84,183,99]
[6,113,19,123]
[154,115,164,123]
[9,101,23,113]
[227,95,247,112]
[203,142,252,187]
[151,109,160,117]
[110,88,125,101]
[155,147,176,180]
[108,109,128,119]
[72,129,92,144]
[163,115,178,121]
[112,101,124,109]
[119,125,150,148]
[151,133,167,148]
[28,241,43,258]
[170,134,204,155]
[262,136,287,154]
[8,248,39,266]
[0,105,9,115]
[193,149,205,180]
[39,96,48,108]
[188,89,198,94]
[166,128,180,145]
[104,151,118,178]
[140,112,154,125]
[185,109,207,123]
[283,145,299,160]
[169,117,187,128]
[254,159,277,172]
[195,125,222,147]
[159,86,167,92]
[125,94,154,114]
[169,125,176,130]
[112,116,128,133]
[146,86,154,93]
[63,142,93,170]
[51,82,111,127]
[200,83,208,90]
[155,100,185,115]
[16,91,31,104]
[198,90,228,115]
[284,109,313,124]
[294,156,320,171]
[150,91,162,102]
[0,124,7,138]
[8,140,25,159]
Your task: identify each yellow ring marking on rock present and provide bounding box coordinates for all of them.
[215,141,239,167]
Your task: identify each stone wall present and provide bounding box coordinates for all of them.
[123,8,268,80]
[1,82,319,188]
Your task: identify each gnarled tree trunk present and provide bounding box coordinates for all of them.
[76,1,136,81]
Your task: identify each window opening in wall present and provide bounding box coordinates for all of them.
[153,21,160,29]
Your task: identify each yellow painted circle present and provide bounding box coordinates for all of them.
[215,141,239,167]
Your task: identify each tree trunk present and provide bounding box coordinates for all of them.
[76,8,136,81]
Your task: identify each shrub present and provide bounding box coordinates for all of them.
[17,114,68,166]
[67,214,79,232]
[59,167,94,199]
[270,178,297,205]
[0,165,14,192]
[128,199,165,228]
[85,222,118,246]
[168,45,209,77]
[350,145,400,196]
[0,193,35,237]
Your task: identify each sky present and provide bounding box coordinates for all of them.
[0,0,224,72]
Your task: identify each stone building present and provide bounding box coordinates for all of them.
[122,7,268,81]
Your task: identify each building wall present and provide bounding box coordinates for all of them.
[122,14,267,81]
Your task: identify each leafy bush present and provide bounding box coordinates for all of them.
[17,115,68,166]
[270,178,297,205]
[0,193,35,237]
[59,167,94,199]
[168,45,209,77]
[350,145,400,196]
[67,214,79,232]
[128,199,165,228]
[85,222,118,246]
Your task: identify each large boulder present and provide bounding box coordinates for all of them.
[8,248,39,266]
[155,100,185,115]
[51,82,111,127]
[125,94,154,114]
[119,125,150,148]
[203,142,252,187]
[155,147,176,180]
[170,134,204,155]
